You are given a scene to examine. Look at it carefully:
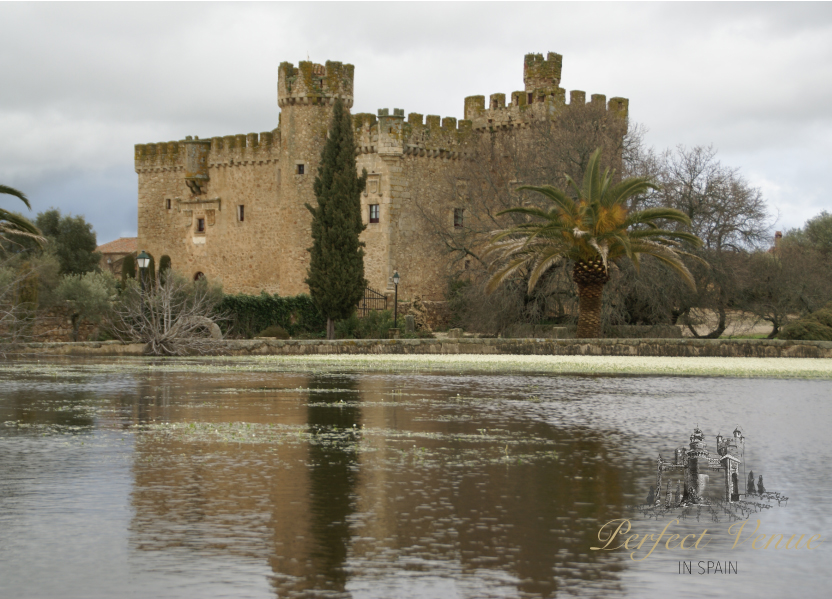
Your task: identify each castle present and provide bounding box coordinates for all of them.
[654,427,744,506]
[135,52,628,300]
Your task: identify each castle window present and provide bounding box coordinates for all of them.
[369,204,379,223]
[237,205,245,222]
[194,272,205,281]
[197,218,205,232]
[166,198,171,210]
[277,168,281,186]
[454,208,464,229]
[528,93,533,104]
[296,163,305,175]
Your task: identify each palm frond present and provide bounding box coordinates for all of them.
[627,228,703,247]
[603,177,659,208]
[0,208,42,236]
[0,184,31,210]
[588,238,609,270]
[484,146,704,299]
[515,185,579,222]
[581,148,603,202]
[486,256,532,294]
[526,248,565,292]
[624,207,691,228]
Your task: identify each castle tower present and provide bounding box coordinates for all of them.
[276,60,355,295]
[685,427,710,503]
[524,52,562,93]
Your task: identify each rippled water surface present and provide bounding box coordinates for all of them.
[1,357,830,598]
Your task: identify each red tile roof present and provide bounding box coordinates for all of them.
[97,237,138,254]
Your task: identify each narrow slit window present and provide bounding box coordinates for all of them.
[166,198,171,210]
[238,205,245,222]
[528,93,533,104]
[369,204,380,223]
[197,218,205,232]
[296,164,304,175]
[454,208,464,229]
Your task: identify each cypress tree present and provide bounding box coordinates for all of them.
[146,253,156,287]
[305,98,368,339]
[159,255,172,284]
[121,254,136,283]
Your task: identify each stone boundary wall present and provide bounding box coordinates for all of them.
[11,338,832,358]
[0,307,99,343]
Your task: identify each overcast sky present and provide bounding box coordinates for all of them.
[1,2,830,245]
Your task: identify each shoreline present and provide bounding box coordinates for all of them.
[9,337,832,359]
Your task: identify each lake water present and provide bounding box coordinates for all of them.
[1,357,830,598]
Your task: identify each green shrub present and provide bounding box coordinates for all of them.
[778,303,832,341]
[121,254,136,282]
[335,309,395,339]
[159,255,171,284]
[217,292,326,338]
[257,325,290,339]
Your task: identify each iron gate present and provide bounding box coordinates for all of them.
[357,286,388,317]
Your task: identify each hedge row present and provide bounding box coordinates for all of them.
[217,292,326,338]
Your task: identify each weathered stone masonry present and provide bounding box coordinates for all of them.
[136,52,628,299]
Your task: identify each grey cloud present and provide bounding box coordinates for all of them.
[1,2,830,241]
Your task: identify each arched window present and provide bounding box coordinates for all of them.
[194,272,205,281]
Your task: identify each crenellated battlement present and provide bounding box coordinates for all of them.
[524,52,562,92]
[462,51,628,129]
[277,60,354,108]
[354,108,474,159]
[136,51,629,298]
[134,131,279,172]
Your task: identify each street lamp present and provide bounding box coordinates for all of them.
[137,250,150,292]
[392,271,400,329]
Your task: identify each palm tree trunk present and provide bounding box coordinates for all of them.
[575,280,606,338]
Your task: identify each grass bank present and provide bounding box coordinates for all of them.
[5,354,832,379]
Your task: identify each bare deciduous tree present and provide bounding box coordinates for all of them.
[107,273,226,355]
[0,261,41,356]
[623,144,773,337]
[739,244,832,337]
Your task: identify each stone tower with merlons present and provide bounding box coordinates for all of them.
[276,60,354,295]
[134,60,354,296]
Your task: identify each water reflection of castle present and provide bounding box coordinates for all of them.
[653,427,747,506]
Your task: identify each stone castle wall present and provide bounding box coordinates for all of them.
[136,53,626,301]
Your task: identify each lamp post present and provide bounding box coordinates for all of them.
[136,250,150,292]
[392,270,400,329]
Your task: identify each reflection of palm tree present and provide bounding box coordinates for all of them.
[1,185,44,249]
[485,149,702,338]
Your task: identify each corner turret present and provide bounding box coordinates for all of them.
[524,52,562,92]
[278,60,354,108]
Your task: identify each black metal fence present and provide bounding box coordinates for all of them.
[357,286,388,317]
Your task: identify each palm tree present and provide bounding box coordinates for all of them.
[1,184,44,251]
[485,148,703,338]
